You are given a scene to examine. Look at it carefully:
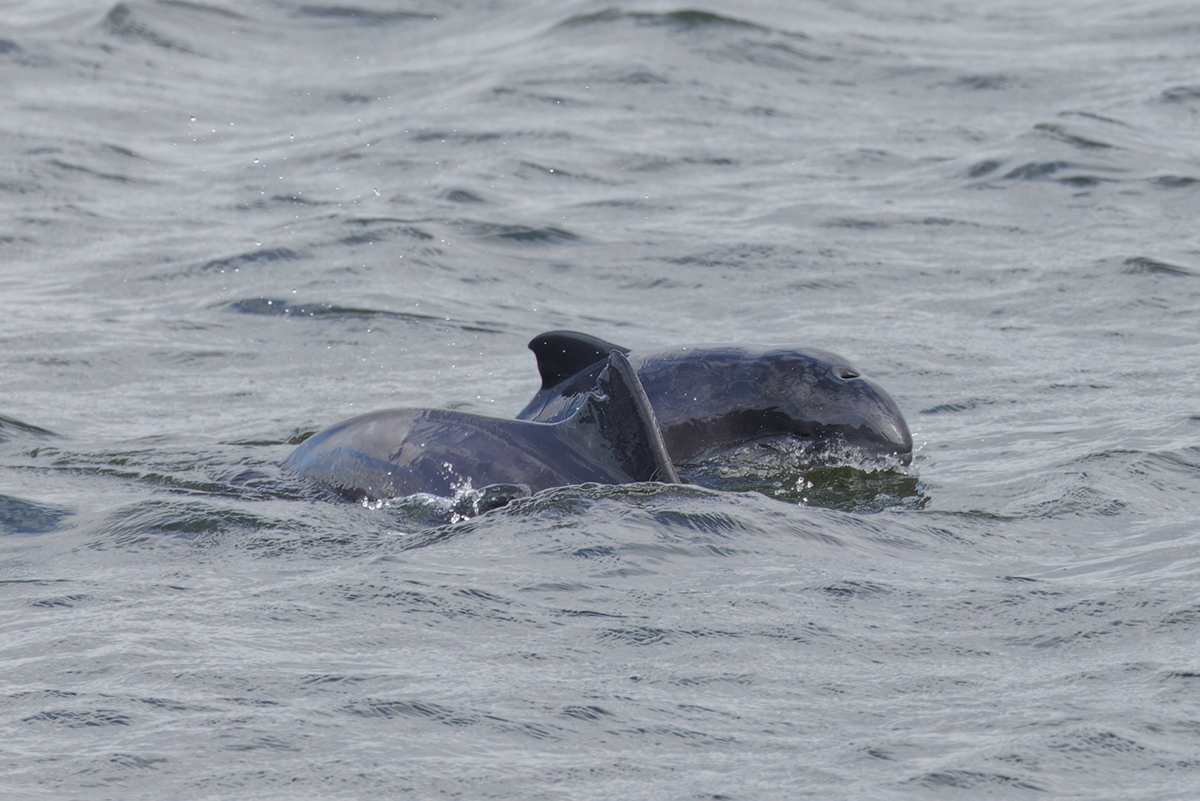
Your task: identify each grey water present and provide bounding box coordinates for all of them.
[3,0,1200,797]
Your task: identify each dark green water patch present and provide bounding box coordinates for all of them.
[677,441,926,513]
[766,465,927,513]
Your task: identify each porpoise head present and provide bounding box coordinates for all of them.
[627,345,913,466]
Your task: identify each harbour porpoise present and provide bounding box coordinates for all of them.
[286,350,679,503]
[517,330,913,466]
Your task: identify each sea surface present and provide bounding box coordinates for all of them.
[3,0,1200,798]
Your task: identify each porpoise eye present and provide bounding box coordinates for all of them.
[836,367,860,380]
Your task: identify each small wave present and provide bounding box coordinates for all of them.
[920,398,993,414]
[195,247,307,275]
[1033,122,1115,150]
[908,769,1045,792]
[956,74,1011,90]
[228,297,430,320]
[643,508,753,537]
[558,9,772,35]
[411,129,504,144]
[463,222,583,245]
[1001,161,1073,180]
[294,6,434,24]
[444,189,485,204]
[615,69,669,85]
[0,414,59,442]
[1007,447,1200,521]
[104,3,195,53]
[1161,85,1200,104]
[964,158,1119,190]
[0,494,71,535]
[22,708,133,728]
[816,579,891,600]
[47,158,138,185]
[224,297,503,332]
[552,7,825,73]
[1148,175,1198,189]
[340,217,434,244]
[94,499,292,549]
[1121,256,1195,278]
[339,697,564,741]
[341,698,474,724]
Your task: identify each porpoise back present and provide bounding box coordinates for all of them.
[287,350,678,502]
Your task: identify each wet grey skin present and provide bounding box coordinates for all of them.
[518,331,913,466]
[286,351,679,503]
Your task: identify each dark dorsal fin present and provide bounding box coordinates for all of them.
[559,351,679,484]
[528,330,630,390]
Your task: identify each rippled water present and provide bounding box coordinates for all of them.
[3,0,1200,797]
